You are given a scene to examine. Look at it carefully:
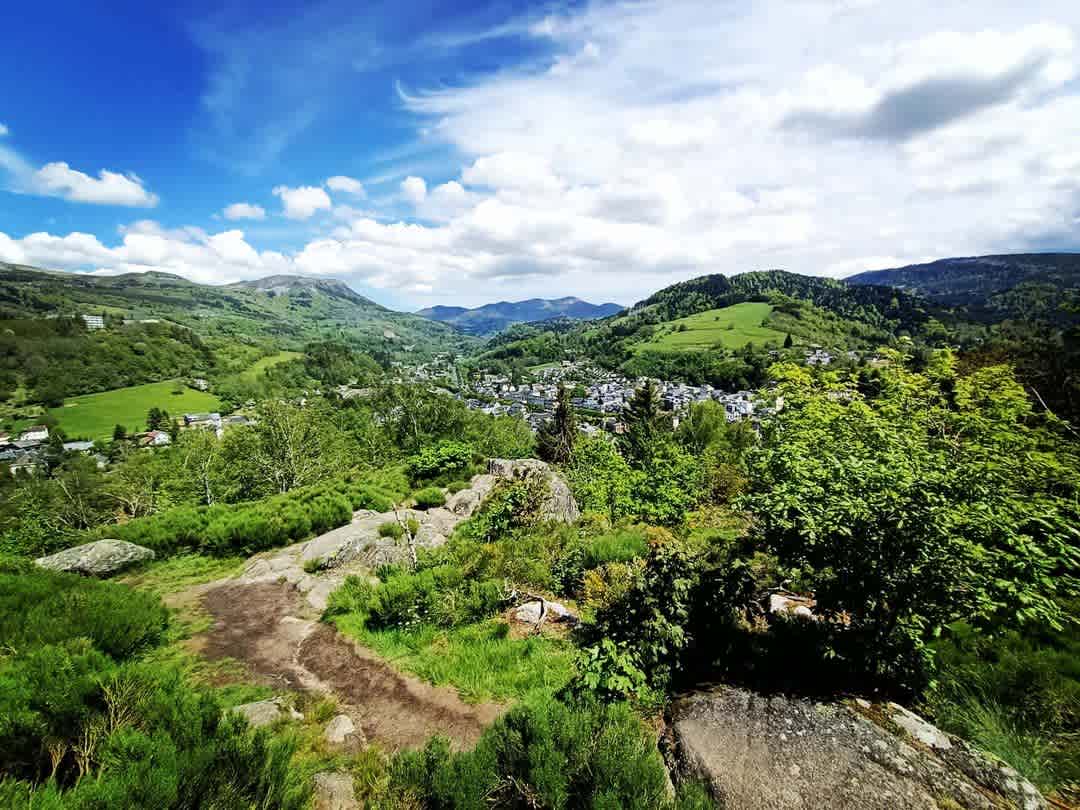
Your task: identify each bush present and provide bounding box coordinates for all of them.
[378,521,404,539]
[446,480,470,494]
[413,487,446,510]
[384,694,674,809]
[107,471,404,557]
[407,441,475,484]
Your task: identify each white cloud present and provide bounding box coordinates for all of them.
[9,0,1080,306]
[11,161,158,207]
[400,176,427,205]
[326,175,365,196]
[0,123,8,137]
[272,184,332,219]
[223,202,267,220]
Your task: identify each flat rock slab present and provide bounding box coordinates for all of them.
[229,697,302,728]
[669,686,1045,810]
[35,539,155,577]
[312,772,358,810]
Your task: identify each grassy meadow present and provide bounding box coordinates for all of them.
[635,302,786,352]
[48,380,221,440]
[238,350,303,382]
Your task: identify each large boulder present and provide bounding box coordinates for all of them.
[668,685,1045,810]
[312,772,358,810]
[229,697,302,728]
[488,458,580,523]
[35,539,155,577]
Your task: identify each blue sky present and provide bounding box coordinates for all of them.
[2,0,1079,308]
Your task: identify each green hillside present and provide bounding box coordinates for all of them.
[634,303,785,352]
[46,380,221,440]
[0,263,477,359]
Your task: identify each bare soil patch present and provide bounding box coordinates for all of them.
[200,580,502,750]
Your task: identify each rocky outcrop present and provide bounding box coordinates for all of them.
[513,599,578,626]
[35,539,155,577]
[238,461,580,611]
[668,685,1045,810]
[488,458,580,523]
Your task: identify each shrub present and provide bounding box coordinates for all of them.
[446,480,470,494]
[413,487,446,510]
[406,441,474,484]
[378,521,404,539]
[384,695,673,809]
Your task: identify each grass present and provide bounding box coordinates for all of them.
[118,553,246,601]
[48,380,221,440]
[333,615,577,702]
[238,350,304,383]
[635,302,786,352]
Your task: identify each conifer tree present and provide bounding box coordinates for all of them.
[538,384,577,463]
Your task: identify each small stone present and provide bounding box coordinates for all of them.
[324,714,355,744]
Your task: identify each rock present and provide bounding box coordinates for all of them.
[488,458,580,523]
[35,539,155,577]
[324,714,365,750]
[312,771,358,810]
[514,599,578,625]
[668,685,1046,810]
[230,697,301,728]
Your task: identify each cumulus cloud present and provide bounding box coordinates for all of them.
[273,184,332,219]
[326,175,365,196]
[0,123,8,137]
[400,176,427,205]
[223,202,267,220]
[11,1,1080,305]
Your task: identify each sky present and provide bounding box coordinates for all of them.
[1,0,1078,309]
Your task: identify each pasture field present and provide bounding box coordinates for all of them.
[634,302,786,352]
[48,380,221,439]
[238,350,303,382]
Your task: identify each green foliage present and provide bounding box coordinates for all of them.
[446,479,470,494]
[45,380,220,441]
[414,486,447,510]
[0,566,307,808]
[573,639,656,705]
[746,352,1080,687]
[459,478,546,544]
[407,440,475,483]
[327,565,506,631]
[566,436,639,525]
[108,471,403,556]
[379,520,405,539]
[537,384,576,464]
[381,694,675,810]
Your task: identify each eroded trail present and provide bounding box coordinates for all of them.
[200,579,503,750]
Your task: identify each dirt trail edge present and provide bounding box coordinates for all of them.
[201,580,503,750]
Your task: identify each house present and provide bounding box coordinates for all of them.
[10,453,41,476]
[62,440,96,454]
[81,314,105,330]
[19,426,49,443]
[0,432,9,444]
[183,413,221,431]
[140,430,172,447]
[221,415,251,429]
[191,378,210,391]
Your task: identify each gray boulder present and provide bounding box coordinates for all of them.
[229,698,302,728]
[668,685,1045,810]
[488,458,580,523]
[514,599,578,625]
[35,539,155,577]
[312,771,358,810]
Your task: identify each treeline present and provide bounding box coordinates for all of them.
[0,317,213,404]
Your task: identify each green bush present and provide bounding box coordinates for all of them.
[446,480,470,494]
[383,694,674,809]
[378,521,404,539]
[413,487,446,510]
[407,441,475,484]
[106,471,404,557]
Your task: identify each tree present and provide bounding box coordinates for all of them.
[783,333,793,349]
[620,380,666,464]
[537,385,577,464]
[746,352,1080,687]
[567,436,640,524]
[112,424,127,443]
[146,407,170,432]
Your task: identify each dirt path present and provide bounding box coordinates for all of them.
[200,580,503,750]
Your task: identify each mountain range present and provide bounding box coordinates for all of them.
[417,297,623,336]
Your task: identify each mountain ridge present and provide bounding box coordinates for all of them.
[417,296,623,336]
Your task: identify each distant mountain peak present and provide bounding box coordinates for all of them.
[228,275,378,307]
[417,297,623,336]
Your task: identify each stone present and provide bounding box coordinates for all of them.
[668,685,1046,810]
[324,714,363,746]
[312,771,358,810]
[35,539,155,577]
[514,599,577,625]
[488,458,580,523]
[229,698,300,728]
